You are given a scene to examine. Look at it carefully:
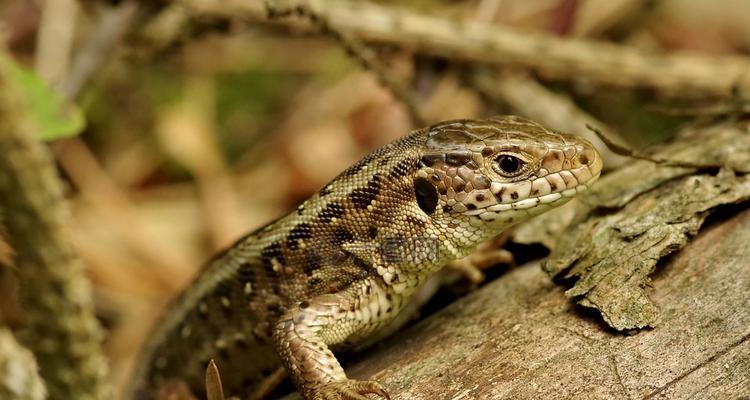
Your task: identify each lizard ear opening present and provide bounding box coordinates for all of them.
[414,177,438,214]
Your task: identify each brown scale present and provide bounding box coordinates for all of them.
[419,151,494,213]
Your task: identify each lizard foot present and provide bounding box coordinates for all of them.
[311,379,391,400]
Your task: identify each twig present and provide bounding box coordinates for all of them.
[0,53,112,400]
[61,0,139,100]
[471,68,629,169]
[585,124,723,169]
[34,0,79,88]
[646,96,750,117]
[178,0,750,98]
[265,0,426,126]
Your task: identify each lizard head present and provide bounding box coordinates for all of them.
[413,116,603,251]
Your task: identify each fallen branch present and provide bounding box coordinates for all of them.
[265,1,426,126]
[177,0,750,98]
[471,69,629,169]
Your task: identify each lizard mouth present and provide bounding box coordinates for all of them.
[464,155,603,217]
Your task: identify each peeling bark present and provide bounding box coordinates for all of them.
[518,120,750,330]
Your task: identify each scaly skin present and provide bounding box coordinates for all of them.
[130,116,603,399]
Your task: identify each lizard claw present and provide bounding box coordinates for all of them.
[311,379,391,400]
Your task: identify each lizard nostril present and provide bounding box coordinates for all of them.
[576,146,597,167]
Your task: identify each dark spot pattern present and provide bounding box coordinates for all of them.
[213,280,232,299]
[349,176,382,209]
[510,191,519,200]
[376,154,392,166]
[319,184,333,197]
[331,228,355,245]
[405,215,426,227]
[367,226,378,239]
[213,281,234,316]
[414,177,438,214]
[261,242,286,269]
[389,158,415,178]
[341,158,368,177]
[237,262,255,283]
[318,202,345,223]
[262,260,276,277]
[287,223,312,249]
[303,250,323,274]
[494,187,506,202]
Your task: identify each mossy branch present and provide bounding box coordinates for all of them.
[0,53,111,400]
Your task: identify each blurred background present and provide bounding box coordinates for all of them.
[1,0,750,397]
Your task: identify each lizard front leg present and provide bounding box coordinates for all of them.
[273,292,391,400]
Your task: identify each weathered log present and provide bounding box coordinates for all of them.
[345,206,750,399]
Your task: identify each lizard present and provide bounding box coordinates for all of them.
[129,116,603,400]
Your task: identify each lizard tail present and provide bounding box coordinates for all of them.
[128,264,285,399]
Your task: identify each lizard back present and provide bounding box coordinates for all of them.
[131,127,429,398]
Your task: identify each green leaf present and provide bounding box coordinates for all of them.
[1,54,85,140]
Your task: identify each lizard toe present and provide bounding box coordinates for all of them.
[312,379,391,400]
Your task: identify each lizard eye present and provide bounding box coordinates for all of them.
[495,155,524,176]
